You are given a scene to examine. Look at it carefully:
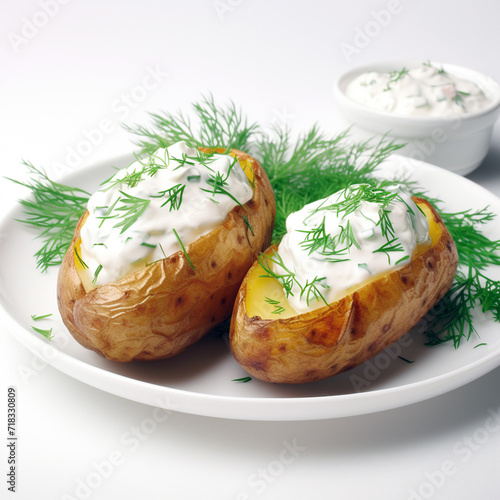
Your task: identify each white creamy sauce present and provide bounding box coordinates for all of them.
[275,184,430,314]
[345,62,490,116]
[80,141,253,286]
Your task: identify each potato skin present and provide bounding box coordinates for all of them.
[229,198,458,384]
[57,149,276,362]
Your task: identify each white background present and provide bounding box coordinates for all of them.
[1,1,500,499]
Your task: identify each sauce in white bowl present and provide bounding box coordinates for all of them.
[334,61,500,175]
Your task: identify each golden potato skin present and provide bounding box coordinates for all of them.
[57,149,276,362]
[229,198,458,384]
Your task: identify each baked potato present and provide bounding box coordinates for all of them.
[57,144,276,362]
[229,194,458,384]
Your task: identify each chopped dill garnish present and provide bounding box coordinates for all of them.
[99,192,151,234]
[74,246,88,269]
[258,252,297,299]
[200,157,242,205]
[232,376,252,383]
[239,214,254,236]
[32,326,53,341]
[152,183,186,211]
[265,297,286,315]
[258,251,329,307]
[384,67,409,91]
[31,313,53,321]
[92,264,103,285]
[172,228,195,270]
[373,238,404,264]
[397,356,414,364]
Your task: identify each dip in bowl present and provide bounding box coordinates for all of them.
[334,61,500,175]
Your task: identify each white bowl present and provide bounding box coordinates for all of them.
[333,61,500,175]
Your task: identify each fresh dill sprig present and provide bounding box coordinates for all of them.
[373,238,404,264]
[98,192,151,234]
[439,207,500,270]
[123,94,259,154]
[256,126,404,243]
[8,161,90,271]
[199,156,242,205]
[258,251,329,307]
[152,183,186,211]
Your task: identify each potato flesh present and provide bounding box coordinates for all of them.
[245,200,442,320]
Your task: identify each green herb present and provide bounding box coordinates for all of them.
[172,228,195,270]
[300,275,329,307]
[258,251,329,307]
[101,167,144,191]
[123,93,258,153]
[395,255,410,265]
[200,158,242,205]
[384,67,409,91]
[373,238,404,264]
[397,356,414,364]
[32,326,53,341]
[232,376,252,383]
[92,264,103,285]
[257,127,405,243]
[423,61,446,74]
[421,267,500,347]
[31,313,53,321]
[159,243,167,258]
[152,183,185,211]
[358,263,371,274]
[258,252,297,299]
[265,297,286,315]
[8,162,89,271]
[74,246,88,269]
[98,192,150,234]
[239,214,254,236]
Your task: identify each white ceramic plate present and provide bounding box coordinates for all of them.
[1,154,500,421]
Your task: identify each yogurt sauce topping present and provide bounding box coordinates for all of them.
[271,184,430,314]
[79,141,253,286]
[345,62,491,116]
